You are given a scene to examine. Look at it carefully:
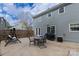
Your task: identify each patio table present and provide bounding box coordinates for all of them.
[34,36,43,46]
[34,35,47,49]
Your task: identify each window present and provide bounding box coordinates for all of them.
[36,28,41,35]
[59,7,64,13]
[47,25,56,34]
[39,28,40,35]
[69,24,79,32]
[48,13,52,17]
[51,26,55,34]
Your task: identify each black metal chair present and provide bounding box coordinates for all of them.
[29,37,35,46]
[38,35,47,48]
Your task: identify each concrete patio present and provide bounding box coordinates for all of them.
[0,38,79,56]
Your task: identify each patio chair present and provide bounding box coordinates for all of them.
[29,37,35,46]
[5,28,21,47]
[38,35,47,48]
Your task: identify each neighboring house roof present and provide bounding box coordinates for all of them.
[0,17,6,25]
[0,17,10,29]
[33,3,72,19]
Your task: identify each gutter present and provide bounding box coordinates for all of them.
[33,3,72,19]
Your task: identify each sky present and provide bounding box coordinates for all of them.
[0,3,58,26]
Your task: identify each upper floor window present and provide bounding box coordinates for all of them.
[69,24,79,32]
[59,7,64,13]
[48,12,52,17]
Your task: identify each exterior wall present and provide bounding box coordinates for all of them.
[54,3,79,42]
[33,3,79,42]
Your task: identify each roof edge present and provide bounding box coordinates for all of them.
[33,3,72,19]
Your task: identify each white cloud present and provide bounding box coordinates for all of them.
[1,3,26,26]
[0,3,58,26]
[3,3,19,16]
[30,3,58,15]
[17,11,33,25]
[0,9,2,12]
[5,14,19,26]
[0,13,4,17]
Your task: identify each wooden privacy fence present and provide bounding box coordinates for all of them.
[0,30,34,41]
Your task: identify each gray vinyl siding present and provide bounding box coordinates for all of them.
[33,3,79,42]
[54,4,79,42]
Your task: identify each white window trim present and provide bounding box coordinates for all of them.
[47,25,56,35]
[35,28,41,36]
[69,24,79,32]
[51,25,56,35]
[58,7,65,14]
